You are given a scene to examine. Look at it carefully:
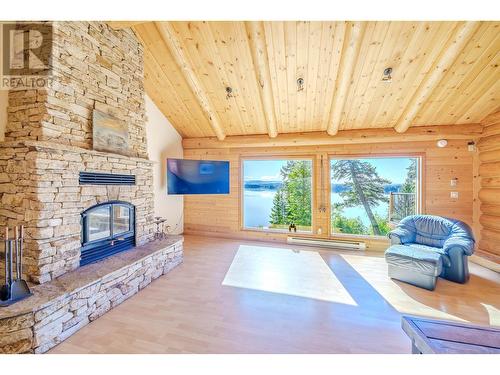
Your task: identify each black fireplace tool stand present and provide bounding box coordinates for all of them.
[0,225,32,307]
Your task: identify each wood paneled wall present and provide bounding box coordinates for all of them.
[184,140,475,251]
[477,111,500,263]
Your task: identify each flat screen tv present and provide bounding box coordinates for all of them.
[167,158,230,195]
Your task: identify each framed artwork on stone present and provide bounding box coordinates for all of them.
[92,110,129,156]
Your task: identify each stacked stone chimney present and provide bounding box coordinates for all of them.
[0,22,155,283]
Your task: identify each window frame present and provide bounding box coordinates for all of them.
[240,155,316,234]
[328,153,424,239]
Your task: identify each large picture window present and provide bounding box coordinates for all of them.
[330,156,420,237]
[242,159,313,232]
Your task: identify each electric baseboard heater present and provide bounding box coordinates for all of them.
[287,236,366,250]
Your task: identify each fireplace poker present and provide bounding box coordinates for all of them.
[0,228,9,300]
[10,225,31,299]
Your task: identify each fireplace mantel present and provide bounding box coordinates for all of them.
[0,140,155,165]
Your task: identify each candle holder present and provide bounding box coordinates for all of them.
[153,217,169,241]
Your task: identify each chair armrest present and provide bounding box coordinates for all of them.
[388,227,414,244]
[389,235,402,245]
[443,237,475,256]
[443,246,470,283]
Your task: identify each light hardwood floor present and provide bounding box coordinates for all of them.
[50,235,500,354]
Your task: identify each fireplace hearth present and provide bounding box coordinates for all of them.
[80,201,136,266]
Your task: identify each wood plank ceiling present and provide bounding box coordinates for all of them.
[122,21,500,139]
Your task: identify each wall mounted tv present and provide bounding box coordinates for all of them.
[167,158,230,195]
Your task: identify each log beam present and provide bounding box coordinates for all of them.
[183,123,483,149]
[394,22,479,133]
[156,22,226,140]
[107,21,149,30]
[245,21,278,138]
[327,22,365,136]
[481,109,500,127]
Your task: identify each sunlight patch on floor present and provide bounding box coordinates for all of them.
[340,253,466,322]
[222,245,357,305]
[482,304,500,326]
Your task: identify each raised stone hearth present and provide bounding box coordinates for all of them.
[0,236,183,354]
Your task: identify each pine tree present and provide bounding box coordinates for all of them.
[332,160,390,235]
[401,159,417,193]
[269,160,312,228]
[269,188,286,225]
[282,161,312,227]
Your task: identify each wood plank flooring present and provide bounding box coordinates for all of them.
[50,235,500,354]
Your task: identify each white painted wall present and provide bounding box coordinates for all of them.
[0,90,7,141]
[145,94,184,234]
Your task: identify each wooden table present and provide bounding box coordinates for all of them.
[402,316,500,354]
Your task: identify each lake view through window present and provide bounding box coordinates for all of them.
[331,157,419,236]
[243,159,313,232]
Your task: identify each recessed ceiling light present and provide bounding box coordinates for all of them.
[382,67,392,82]
[297,78,304,91]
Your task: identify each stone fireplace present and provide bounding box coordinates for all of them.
[0,21,156,283]
[0,21,183,353]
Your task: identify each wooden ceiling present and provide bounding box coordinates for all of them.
[111,21,500,140]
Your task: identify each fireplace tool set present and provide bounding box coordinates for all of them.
[153,216,170,240]
[0,225,32,306]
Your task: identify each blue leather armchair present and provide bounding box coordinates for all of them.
[388,215,475,284]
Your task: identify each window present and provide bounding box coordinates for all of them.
[330,157,420,237]
[242,159,313,232]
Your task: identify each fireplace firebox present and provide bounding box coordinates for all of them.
[80,201,136,266]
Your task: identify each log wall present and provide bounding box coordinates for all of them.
[477,111,500,263]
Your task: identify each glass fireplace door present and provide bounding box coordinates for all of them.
[81,201,136,266]
[87,205,111,242]
[113,204,131,235]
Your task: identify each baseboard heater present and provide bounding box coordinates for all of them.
[287,236,366,251]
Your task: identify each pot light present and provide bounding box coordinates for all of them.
[437,139,448,148]
[382,67,392,82]
[297,78,304,91]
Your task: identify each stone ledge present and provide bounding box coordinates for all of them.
[0,236,183,353]
[0,140,155,165]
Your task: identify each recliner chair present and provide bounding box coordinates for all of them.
[387,215,475,285]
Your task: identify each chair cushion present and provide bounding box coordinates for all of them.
[405,243,451,268]
[385,244,443,277]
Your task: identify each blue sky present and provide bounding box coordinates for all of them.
[244,158,415,184]
[244,160,294,181]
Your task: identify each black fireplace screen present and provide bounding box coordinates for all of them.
[80,201,135,266]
